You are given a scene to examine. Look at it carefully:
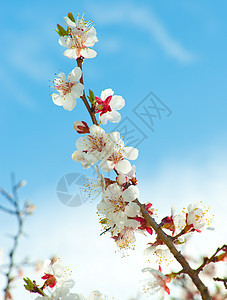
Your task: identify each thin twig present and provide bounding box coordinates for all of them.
[0,205,15,215]
[196,245,227,274]
[3,174,24,300]
[76,57,98,125]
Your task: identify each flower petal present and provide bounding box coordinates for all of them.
[110,95,125,110]
[81,48,97,58]
[59,36,73,48]
[101,89,114,101]
[68,67,82,83]
[122,147,139,160]
[122,185,139,202]
[71,83,84,98]
[99,110,121,124]
[125,202,140,217]
[64,48,78,59]
[62,94,76,111]
[52,261,64,278]
[99,160,114,172]
[115,160,132,174]
[52,94,62,106]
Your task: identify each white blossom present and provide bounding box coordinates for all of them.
[87,290,108,300]
[186,203,213,231]
[85,165,106,199]
[99,138,138,174]
[141,268,170,299]
[97,183,140,236]
[72,125,119,168]
[59,14,98,59]
[144,244,173,265]
[95,88,125,125]
[35,287,84,300]
[52,68,84,111]
[42,259,75,289]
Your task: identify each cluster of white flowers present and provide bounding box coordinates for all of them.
[72,125,138,174]
[59,13,98,59]
[35,260,109,300]
[97,183,140,236]
[44,11,217,300]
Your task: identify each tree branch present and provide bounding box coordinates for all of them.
[76,57,98,125]
[3,174,24,300]
[196,245,227,274]
[136,200,211,300]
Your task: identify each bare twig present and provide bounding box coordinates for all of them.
[196,245,227,274]
[1,174,25,300]
[76,57,98,125]
[0,205,15,215]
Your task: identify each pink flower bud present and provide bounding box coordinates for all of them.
[73,121,90,134]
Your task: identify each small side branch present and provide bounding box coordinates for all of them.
[213,277,227,289]
[196,245,227,274]
[1,174,25,300]
[136,200,211,300]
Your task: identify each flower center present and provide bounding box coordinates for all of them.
[56,81,74,96]
[89,134,107,152]
[95,96,112,116]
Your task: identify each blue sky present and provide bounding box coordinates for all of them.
[1,1,227,299]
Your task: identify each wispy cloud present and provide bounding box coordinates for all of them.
[88,2,196,64]
[0,68,37,110]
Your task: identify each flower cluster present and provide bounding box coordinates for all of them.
[26,10,220,300]
[25,259,109,300]
[58,13,98,59]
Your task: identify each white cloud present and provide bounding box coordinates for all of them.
[88,2,196,63]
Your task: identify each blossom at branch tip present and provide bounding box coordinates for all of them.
[141,267,170,299]
[59,13,98,59]
[41,259,75,289]
[52,68,84,111]
[95,89,125,125]
[186,203,213,232]
[72,125,119,169]
[99,137,138,174]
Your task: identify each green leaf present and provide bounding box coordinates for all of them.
[23,277,34,291]
[55,24,68,36]
[68,12,75,22]
[88,89,96,105]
